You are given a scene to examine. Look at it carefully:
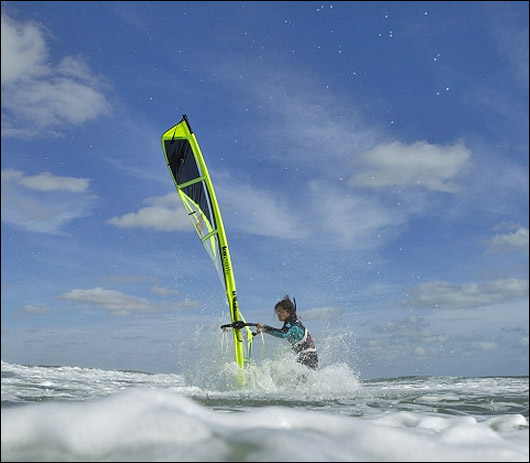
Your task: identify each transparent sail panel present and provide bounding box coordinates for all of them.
[179,190,225,290]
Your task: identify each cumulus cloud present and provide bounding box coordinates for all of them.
[0,12,48,85]
[21,305,51,315]
[403,278,529,310]
[107,193,190,231]
[349,140,472,192]
[1,11,111,138]
[109,180,305,239]
[58,287,198,316]
[1,168,96,234]
[2,169,90,192]
[485,226,529,254]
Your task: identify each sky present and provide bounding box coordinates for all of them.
[1,1,528,379]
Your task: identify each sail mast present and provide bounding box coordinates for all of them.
[160,115,250,370]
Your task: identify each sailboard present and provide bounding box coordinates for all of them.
[161,115,253,373]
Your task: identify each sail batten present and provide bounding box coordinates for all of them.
[161,115,252,374]
[177,176,206,190]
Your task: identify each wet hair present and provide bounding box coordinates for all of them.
[274,294,296,315]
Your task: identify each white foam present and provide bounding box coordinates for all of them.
[1,388,528,462]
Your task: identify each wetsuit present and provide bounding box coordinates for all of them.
[261,315,318,370]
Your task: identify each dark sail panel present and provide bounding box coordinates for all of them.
[163,138,216,233]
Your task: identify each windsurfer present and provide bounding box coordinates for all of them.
[257,294,318,370]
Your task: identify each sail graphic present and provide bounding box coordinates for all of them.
[161,115,252,370]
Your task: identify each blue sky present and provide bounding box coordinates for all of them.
[1,1,528,379]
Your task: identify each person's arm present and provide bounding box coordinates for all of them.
[257,323,304,341]
[261,324,285,337]
[257,322,283,336]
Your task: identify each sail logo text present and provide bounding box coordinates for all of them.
[221,246,232,273]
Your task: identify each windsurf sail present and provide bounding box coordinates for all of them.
[161,115,253,371]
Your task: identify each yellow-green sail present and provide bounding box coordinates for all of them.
[161,115,252,374]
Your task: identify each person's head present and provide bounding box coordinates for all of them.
[274,294,296,322]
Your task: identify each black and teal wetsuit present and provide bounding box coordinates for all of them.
[261,315,318,370]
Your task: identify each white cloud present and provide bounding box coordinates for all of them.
[1,11,111,138]
[58,287,198,317]
[403,278,529,310]
[3,169,90,192]
[111,179,306,239]
[349,140,472,192]
[221,172,398,246]
[217,177,304,239]
[150,285,178,296]
[0,12,49,85]
[471,341,498,352]
[21,305,51,315]
[485,226,529,254]
[107,193,191,231]
[1,168,96,234]
[307,180,406,246]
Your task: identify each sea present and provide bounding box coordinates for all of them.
[1,359,528,462]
